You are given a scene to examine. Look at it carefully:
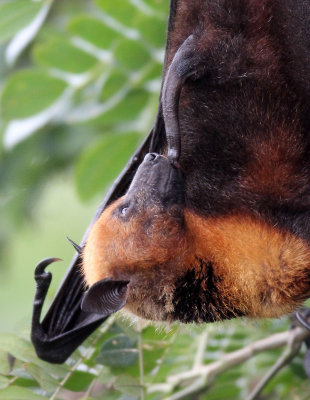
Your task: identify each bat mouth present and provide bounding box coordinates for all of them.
[126,153,185,209]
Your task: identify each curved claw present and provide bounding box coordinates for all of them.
[66,237,82,254]
[34,257,62,279]
[296,310,310,331]
[32,258,62,349]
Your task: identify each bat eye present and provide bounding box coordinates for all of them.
[121,207,129,215]
[114,202,132,219]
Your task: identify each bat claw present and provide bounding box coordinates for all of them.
[66,237,82,254]
[34,258,62,280]
[296,310,310,331]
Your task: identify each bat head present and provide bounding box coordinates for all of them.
[82,153,190,320]
[82,153,310,323]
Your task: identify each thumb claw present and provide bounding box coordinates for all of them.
[66,237,82,254]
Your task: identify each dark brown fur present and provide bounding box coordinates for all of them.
[82,0,310,323]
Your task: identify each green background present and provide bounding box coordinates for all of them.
[0,1,309,399]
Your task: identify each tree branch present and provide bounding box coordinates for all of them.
[246,331,302,400]
[148,324,310,399]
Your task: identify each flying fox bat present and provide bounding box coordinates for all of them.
[32,0,310,364]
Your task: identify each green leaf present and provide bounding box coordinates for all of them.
[33,362,68,381]
[75,132,141,201]
[139,63,163,88]
[0,376,9,390]
[68,15,119,49]
[135,15,166,48]
[0,1,41,43]
[64,370,95,391]
[143,0,169,14]
[140,326,174,377]
[33,37,99,73]
[25,364,58,392]
[142,326,172,342]
[289,359,307,379]
[150,328,197,382]
[0,334,37,363]
[114,40,150,71]
[96,334,138,368]
[114,375,143,397]
[96,0,139,27]
[99,70,128,102]
[202,382,240,400]
[98,89,149,125]
[1,70,67,120]
[0,351,10,375]
[8,367,33,382]
[0,386,46,400]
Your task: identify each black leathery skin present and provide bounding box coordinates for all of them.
[81,278,130,316]
[125,153,185,209]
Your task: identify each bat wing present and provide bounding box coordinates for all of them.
[31,0,196,364]
[31,131,158,363]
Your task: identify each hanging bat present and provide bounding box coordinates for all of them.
[32,0,310,364]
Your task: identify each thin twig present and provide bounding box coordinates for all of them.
[193,328,210,369]
[246,329,302,400]
[49,316,115,400]
[5,375,18,388]
[137,320,145,400]
[147,326,180,390]
[161,328,212,400]
[148,325,310,399]
[166,376,207,400]
[81,377,100,400]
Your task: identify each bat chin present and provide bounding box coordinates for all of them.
[120,274,177,322]
[119,273,222,324]
[122,262,245,324]
[123,303,172,322]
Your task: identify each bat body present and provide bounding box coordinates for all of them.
[32,0,310,363]
[82,0,310,322]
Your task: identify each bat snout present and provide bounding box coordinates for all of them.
[126,152,185,209]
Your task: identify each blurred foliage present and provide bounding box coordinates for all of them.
[0,317,309,399]
[0,0,165,248]
[0,0,309,399]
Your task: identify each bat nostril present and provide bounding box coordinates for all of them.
[145,153,157,162]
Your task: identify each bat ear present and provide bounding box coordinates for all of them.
[81,278,129,317]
